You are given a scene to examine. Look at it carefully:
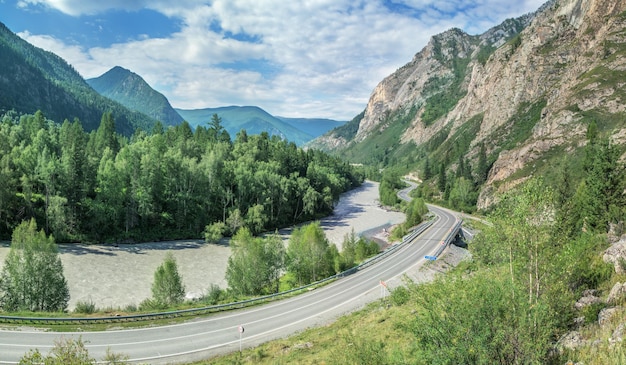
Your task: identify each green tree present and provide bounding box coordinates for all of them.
[0,219,69,312]
[151,253,185,306]
[476,142,489,184]
[448,176,476,212]
[204,221,226,244]
[379,169,401,206]
[208,113,231,143]
[93,112,119,156]
[437,162,447,193]
[287,222,334,285]
[339,229,359,271]
[225,228,285,295]
[404,196,428,228]
[472,178,554,305]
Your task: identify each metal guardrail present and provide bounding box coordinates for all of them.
[433,219,463,258]
[0,220,435,326]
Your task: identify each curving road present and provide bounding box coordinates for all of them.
[0,204,459,364]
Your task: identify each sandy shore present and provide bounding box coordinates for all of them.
[0,181,405,311]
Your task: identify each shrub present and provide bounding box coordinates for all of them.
[74,299,97,314]
[202,284,223,305]
[390,286,411,306]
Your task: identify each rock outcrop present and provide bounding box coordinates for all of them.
[315,0,626,209]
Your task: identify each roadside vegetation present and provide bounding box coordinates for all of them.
[204,159,622,363]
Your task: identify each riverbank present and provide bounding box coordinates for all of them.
[0,181,405,310]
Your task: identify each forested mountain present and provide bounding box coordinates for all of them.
[312,0,626,212]
[0,111,362,242]
[177,106,316,146]
[0,22,158,135]
[87,66,184,127]
[276,116,346,139]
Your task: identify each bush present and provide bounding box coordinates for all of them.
[74,299,97,314]
[124,304,138,312]
[390,286,411,306]
[202,284,223,305]
[581,302,606,324]
[138,298,166,311]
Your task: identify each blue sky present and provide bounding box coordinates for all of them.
[1,0,546,120]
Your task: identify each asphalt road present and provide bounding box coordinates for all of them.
[0,205,459,364]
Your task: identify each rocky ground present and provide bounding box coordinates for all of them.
[0,181,407,311]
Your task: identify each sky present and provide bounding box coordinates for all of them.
[0,0,547,120]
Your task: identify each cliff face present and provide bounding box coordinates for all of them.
[316,0,626,209]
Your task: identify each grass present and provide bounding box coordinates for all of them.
[192,292,413,364]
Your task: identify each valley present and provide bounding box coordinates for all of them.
[2,0,626,363]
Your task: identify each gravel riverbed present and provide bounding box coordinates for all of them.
[0,180,406,311]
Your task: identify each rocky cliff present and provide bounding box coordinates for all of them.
[314,0,626,209]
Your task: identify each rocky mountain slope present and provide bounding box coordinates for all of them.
[0,22,158,135]
[313,0,626,209]
[87,66,184,127]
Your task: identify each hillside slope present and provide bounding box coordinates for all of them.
[177,106,314,145]
[276,116,346,139]
[87,66,183,127]
[313,0,626,209]
[0,22,157,135]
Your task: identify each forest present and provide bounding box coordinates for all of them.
[0,110,363,243]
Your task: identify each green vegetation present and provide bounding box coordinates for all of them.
[0,24,156,135]
[476,44,496,65]
[226,228,285,295]
[86,66,184,127]
[329,110,364,141]
[420,58,470,126]
[286,222,336,286]
[148,253,186,308]
[205,172,621,364]
[490,99,547,152]
[19,337,128,365]
[379,169,404,207]
[340,107,419,168]
[0,219,69,312]
[0,110,361,242]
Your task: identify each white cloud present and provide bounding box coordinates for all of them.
[16,0,551,119]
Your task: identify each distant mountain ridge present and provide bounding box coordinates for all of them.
[0,22,157,135]
[276,117,345,139]
[87,66,184,127]
[177,106,344,146]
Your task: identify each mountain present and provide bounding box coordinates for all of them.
[312,0,626,209]
[0,22,157,135]
[176,106,315,145]
[87,66,183,127]
[276,117,346,139]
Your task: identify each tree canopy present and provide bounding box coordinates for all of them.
[0,110,363,242]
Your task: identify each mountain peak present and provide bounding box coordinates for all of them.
[0,21,157,134]
[87,67,183,127]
